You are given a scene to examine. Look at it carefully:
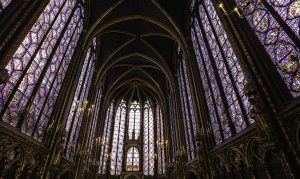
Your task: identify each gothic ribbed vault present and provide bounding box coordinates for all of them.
[84,0,189,103]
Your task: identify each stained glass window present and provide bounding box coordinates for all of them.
[0,0,84,141]
[99,98,166,176]
[177,47,197,160]
[128,101,141,140]
[190,0,254,144]
[126,147,139,171]
[0,0,11,13]
[99,102,114,174]
[156,105,165,175]
[235,0,300,97]
[87,85,102,165]
[110,99,126,175]
[143,101,154,176]
[64,39,96,160]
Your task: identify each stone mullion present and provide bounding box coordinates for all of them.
[260,0,300,47]
[31,17,81,136]
[114,102,123,174]
[40,30,87,179]
[0,0,69,118]
[165,97,174,163]
[194,10,236,136]
[164,100,173,165]
[95,94,108,174]
[215,0,300,177]
[172,74,185,152]
[191,22,225,142]
[153,104,158,176]
[140,101,144,172]
[72,58,95,159]
[16,5,78,128]
[223,0,291,103]
[175,86,187,158]
[186,20,216,176]
[157,106,163,174]
[180,60,197,158]
[187,11,215,150]
[98,106,110,174]
[0,0,47,69]
[105,103,117,176]
[213,0,284,134]
[202,2,250,127]
[121,101,129,172]
[168,96,176,159]
[184,26,211,148]
[177,64,193,160]
[75,74,98,177]
[64,47,92,155]
[162,104,169,175]
[86,87,100,166]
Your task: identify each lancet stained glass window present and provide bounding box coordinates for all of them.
[0,0,84,141]
[99,102,114,174]
[99,98,166,176]
[235,0,300,97]
[64,39,95,160]
[128,101,141,140]
[110,99,126,175]
[190,0,254,144]
[177,47,197,160]
[143,101,154,176]
[87,85,102,165]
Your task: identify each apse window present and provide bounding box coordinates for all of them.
[126,147,139,171]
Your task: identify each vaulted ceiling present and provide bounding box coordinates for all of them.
[85,0,188,105]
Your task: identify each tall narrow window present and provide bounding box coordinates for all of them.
[99,102,114,174]
[190,0,254,144]
[110,99,126,175]
[156,105,165,175]
[128,101,141,140]
[126,147,139,171]
[87,85,102,165]
[64,40,95,159]
[177,47,197,160]
[235,0,300,97]
[0,0,84,141]
[143,101,154,175]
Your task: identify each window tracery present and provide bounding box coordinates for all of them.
[190,0,254,144]
[235,0,300,97]
[99,102,114,174]
[0,0,84,141]
[99,99,165,176]
[110,99,126,175]
[143,101,154,176]
[177,47,198,160]
[64,39,95,160]
[128,101,141,140]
